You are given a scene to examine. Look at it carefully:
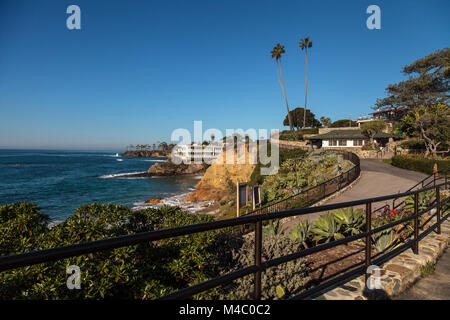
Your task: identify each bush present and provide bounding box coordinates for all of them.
[330,120,358,128]
[390,155,450,174]
[0,203,228,299]
[279,129,318,141]
[361,143,380,151]
[219,233,311,299]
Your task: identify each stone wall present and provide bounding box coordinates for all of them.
[315,217,450,300]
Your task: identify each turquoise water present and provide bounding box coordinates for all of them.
[0,149,201,221]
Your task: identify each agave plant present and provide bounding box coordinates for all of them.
[289,220,311,248]
[372,229,399,253]
[332,207,365,236]
[404,190,435,213]
[263,219,284,237]
[311,213,343,243]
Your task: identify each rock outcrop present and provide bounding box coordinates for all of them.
[145,197,162,204]
[119,150,169,158]
[185,147,256,202]
[147,160,207,176]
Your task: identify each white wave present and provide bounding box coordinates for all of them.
[142,159,166,162]
[99,171,147,178]
[116,159,123,162]
[132,192,214,213]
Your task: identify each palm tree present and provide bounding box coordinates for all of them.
[299,37,312,129]
[271,44,293,131]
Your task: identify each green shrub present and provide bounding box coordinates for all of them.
[279,148,308,163]
[361,143,380,151]
[0,202,50,256]
[0,203,227,299]
[220,233,311,299]
[390,155,450,174]
[279,129,319,141]
[330,120,358,128]
[399,139,426,150]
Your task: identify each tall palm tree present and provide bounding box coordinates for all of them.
[271,44,293,131]
[299,37,312,128]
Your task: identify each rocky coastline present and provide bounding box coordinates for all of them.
[119,150,169,158]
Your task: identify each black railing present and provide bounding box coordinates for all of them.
[246,150,360,216]
[0,181,448,300]
[392,169,449,210]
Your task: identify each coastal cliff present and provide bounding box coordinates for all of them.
[185,148,256,203]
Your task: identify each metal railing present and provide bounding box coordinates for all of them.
[247,150,360,216]
[392,169,449,210]
[0,181,448,300]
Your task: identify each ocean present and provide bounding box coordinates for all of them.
[0,149,205,222]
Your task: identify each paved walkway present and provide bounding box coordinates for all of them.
[285,159,428,225]
[323,159,428,205]
[394,248,450,300]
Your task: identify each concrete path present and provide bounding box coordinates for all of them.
[323,159,428,205]
[394,248,450,300]
[285,159,428,225]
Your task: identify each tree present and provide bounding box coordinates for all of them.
[400,104,449,156]
[360,120,387,144]
[330,119,358,128]
[271,44,293,131]
[158,142,169,151]
[320,117,331,127]
[299,37,313,128]
[375,48,449,113]
[283,108,321,130]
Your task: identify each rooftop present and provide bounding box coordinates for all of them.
[307,130,395,140]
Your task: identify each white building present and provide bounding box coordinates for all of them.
[172,143,224,163]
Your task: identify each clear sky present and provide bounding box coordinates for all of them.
[0,0,449,150]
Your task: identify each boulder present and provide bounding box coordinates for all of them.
[145,197,162,204]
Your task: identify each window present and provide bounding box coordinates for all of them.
[329,139,338,146]
[338,139,347,146]
[353,139,363,146]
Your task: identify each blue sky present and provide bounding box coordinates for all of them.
[0,0,449,150]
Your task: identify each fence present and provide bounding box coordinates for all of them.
[1,181,448,299]
[247,149,360,216]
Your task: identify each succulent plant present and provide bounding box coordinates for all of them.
[289,220,311,248]
[221,233,311,300]
[332,207,365,236]
[311,213,344,243]
[263,219,284,237]
[372,229,399,253]
[404,190,435,214]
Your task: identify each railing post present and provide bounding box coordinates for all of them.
[365,202,372,284]
[413,193,419,255]
[254,220,262,300]
[436,187,441,235]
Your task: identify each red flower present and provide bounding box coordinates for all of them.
[390,209,397,216]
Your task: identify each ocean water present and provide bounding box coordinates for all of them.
[0,149,205,222]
